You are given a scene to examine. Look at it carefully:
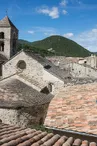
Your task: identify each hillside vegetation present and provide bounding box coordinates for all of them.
[18,35,91,57]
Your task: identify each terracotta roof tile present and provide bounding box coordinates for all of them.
[81,140,89,146]
[44,82,97,135]
[0,123,97,146]
[53,136,67,146]
[73,139,82,146]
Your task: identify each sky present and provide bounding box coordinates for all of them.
[0,0,97,52]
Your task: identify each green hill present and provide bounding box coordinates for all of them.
[18,35,91,57]
[19,39,30,44]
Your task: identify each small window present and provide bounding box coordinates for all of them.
[17,60,26,70]
[44,65,51,69]
[67,76,71,79]
[84,61,87,64]
[0,32,4,39]
[0,42,4,51]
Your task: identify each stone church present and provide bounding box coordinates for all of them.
[0,16,70,127]
[0,16,70,94]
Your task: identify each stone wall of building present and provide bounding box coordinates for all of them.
[86,55,97,69]
[0,104,49,127]
[0,18,18,59]
[64,63,97,78]
[47,55,97,70]
[2,51,43,78]
[0,27,11,59]
[43,69,64,94]
[10,27,18,57]
[2,51,64,94]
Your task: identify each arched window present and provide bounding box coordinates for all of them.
[17,60,26,70]
[13,33,16,47]
[0,42,4,51]
[0,63,2,76]
[12,33,17,55]
[0,119,2,123]
[0,32,4,39]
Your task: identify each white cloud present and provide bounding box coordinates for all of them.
[44,32,48,36]
[73,28,97,52]
[92,29,97,33]
[60,0,68,7]
[37,6,59,19]
[28,30,34,34]
[62,10,68,15]
[63,33,74,38]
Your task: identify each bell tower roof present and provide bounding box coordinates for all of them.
[0,16,18,30]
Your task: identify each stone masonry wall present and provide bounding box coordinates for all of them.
[43,69,64,94]
[86,55,97,69]
[47,56,97,78]
[0,104,49,127]
[64,63,97,78]
[2,51,64,94]
[10,27,18,57]
[2,51,43,79]
[0,27,11,59]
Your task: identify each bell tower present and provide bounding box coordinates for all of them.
[0,16,18,59]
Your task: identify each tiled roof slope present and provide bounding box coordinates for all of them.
[0,123,96,146]
[24,50,71,81]
[0,16,18,30]
[44,82,97,135]
[0,76,53,108]
[18,73,47,91]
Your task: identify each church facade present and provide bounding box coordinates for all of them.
[0,16,67,95]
